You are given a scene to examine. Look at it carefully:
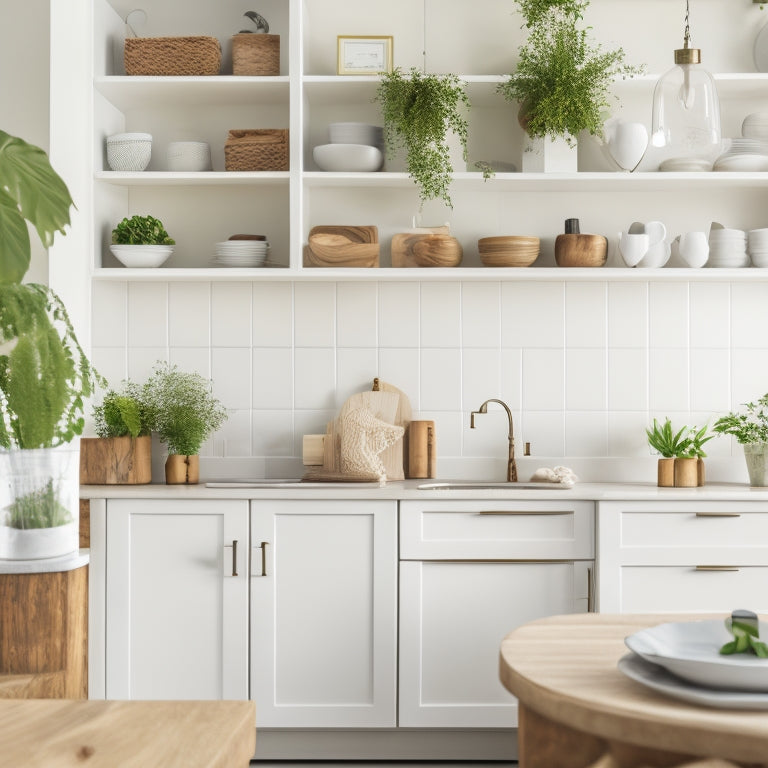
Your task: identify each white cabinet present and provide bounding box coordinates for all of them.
[249,499,397,727]
[398,499,594,728]
[104,498,249,700]
[597,500,768,613]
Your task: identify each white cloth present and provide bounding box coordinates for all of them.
[530,466,578,488]
[340,407,404,481]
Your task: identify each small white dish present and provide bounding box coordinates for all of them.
[313,143,383,172]
[625,619,768,692]
[714,154,768,172]
[658,157,712,172]
[110,244,173,268]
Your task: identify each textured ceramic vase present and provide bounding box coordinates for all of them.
[743,443,768,487]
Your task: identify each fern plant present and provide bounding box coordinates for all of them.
[375,67,470,209]
[714,394,768,445]
[93,380,152,439]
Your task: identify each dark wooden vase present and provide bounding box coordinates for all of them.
[165,454,200,484]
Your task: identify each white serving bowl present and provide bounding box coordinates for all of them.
[106,132,152,171]
[109,244,173,268]
[313,143,383,172]
[167,141,212,172]
[328,122,384,148]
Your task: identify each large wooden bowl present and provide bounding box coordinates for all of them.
[554,233,607,267]
[305,233,379,267]
[391,233,463,268]
[478,235,540,267]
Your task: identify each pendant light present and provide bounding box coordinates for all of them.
[650,0,721,163]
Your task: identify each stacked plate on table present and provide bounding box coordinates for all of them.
[742,112,768,141]
[708,224,750,268]
[619,618,768,709]
[713,138,768,172]
[212,239,269,267]
[748,228,768,267]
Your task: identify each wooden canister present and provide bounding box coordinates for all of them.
[408,420,436,479]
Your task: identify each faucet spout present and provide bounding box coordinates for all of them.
[469,398,517,482]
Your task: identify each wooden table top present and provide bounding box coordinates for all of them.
[499,613,768,765]
[0,698,256,767]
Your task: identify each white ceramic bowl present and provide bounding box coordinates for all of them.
[313,143,383,172]
[328,122,384,147]
[110,244,173,268]
[106,132,152,171]
[167,141,212,172]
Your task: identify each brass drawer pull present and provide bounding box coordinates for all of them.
[695,565,740,572]
[477,510,573,516]
[252,541,268,577]
[695,512,741,518]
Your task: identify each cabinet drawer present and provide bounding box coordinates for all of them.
[400,500,594,560]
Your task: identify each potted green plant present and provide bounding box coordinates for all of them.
[375,67,470,209]
[646,418,712,488]
[142,362,228,484]
[110,214,176,268]
[80,381,153,485]
[497,0,643,172]
[713,394,768,487]
[0,129,101,559]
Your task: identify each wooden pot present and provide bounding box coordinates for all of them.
[554,233,607,267]
[165,454,200,484]
[80,435,152,484]
[657,458,675,487]
[673,457,699,488]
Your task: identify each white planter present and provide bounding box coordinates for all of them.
[0,443,80,560]
[522,134,578,173]
[743,443,768,487]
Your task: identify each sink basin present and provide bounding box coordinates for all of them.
[205,479,383,488]
[417,481,572,491]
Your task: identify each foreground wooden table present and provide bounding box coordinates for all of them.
[499,613,768,768]
[0,698,256,767]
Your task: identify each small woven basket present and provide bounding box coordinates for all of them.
[124,36,221,76]
[232,34,280,76]
[224,129,289,171]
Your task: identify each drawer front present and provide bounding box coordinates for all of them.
[619,565,768,613]
[400,500,594,560]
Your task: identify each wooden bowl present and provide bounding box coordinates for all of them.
[305,233,379,267]
[478,236,540,267]
[391,233,463,268]
[554,233,607,267]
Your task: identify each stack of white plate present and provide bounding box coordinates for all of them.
[742,112,768,141]
[748,228,768,267]
[328,122,384,152]
[708,225,750,267]
[212,240,269,267]
[658,156,712,172]
[713,138,768,172]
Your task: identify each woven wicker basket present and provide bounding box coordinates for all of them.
[232,34,280,76]
[224,129,289,171]
[124,36,221,76]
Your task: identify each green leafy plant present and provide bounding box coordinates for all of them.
[142,362,228,456]
[93,380,152,439]
[713,394,768,445]
[7,480,70,529]
[646,418,712,459]
[497,2,643,142]
[375,67,470,209]
[0,130,101,450]
[111,214,175,245]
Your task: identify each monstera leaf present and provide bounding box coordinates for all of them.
[0,130,74,284]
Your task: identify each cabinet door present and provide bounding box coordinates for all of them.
[250,500,397,727]
[105,499,249,700]
[399,559,592,728]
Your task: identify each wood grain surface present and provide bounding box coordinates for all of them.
[499,613,768,767]
[79,436,152,485]
[0,698,255,767]
[391,233,463,268]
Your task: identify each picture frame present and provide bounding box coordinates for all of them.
[337,36,393,76]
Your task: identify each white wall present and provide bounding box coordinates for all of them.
[0,0,50,284]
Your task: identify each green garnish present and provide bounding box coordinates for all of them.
[720,612,768,657]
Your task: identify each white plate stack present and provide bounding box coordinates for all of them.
[708,225,750,268]
[742,112,768,141]
[212,240,270,267]
[748,228,768,267]
[328,122,384,152]
[713,138,768,172]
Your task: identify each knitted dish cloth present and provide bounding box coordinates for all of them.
[340,407,405,482]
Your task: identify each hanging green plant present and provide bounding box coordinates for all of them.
[375,67,470,209]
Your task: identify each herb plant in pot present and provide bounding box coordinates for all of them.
[375,67,470,210]
[0,130,101,559]
[646,418,712,488]
[80,381,153,485]
[110,214,175,268]
[497,0,643,172]
[142,362,228,484]
[713,394,768,487]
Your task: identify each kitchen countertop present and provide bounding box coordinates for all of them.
[79,480,768,501]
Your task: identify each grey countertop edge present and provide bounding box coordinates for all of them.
[78,481,768,502]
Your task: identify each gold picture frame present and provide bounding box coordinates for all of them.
[337,36,393,75]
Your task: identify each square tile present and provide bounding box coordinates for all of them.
[732,283,768,348]
[608,348,647,411]
[336,347,379,408]
[608,283,647,348]
[211,282,251,347]
[128,349,167,385]
[501,282,565,348]
[566,349,606,411]
[650,283,689,349]
[212,348,251,410]
[690,349,730,412]
[420,348,462,411]
[520,411,565,457]
[731,349,768,407]
[294,347,336,410]
[649,348,689,412]
[170,348,210,378]
[169,283,210,347]
[463,408,512,457]
[378,348,420,411]
[252,410,294,456]
[215,408,252,457]
[89,347,127,391]
[690,282,729,348]
[462,349,501,410]
[253,348,293,409]
[294,282,335,347]
[337,282,377,347]
[127,283,168,348]
[421,282,461,348]
[565,411,607,456]
[418,411,463,459]
[92,282,127,347]
[522,349,564,411]
[565,282,606,348]
[461,282,500,348]
[499,349,522,412]
[607,411,653,457]
[253,282,293,347]
[378,282,419,348]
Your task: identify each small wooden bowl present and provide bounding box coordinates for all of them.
[305,233,380,267]
[391,233,463,268]
[478,235,540,267]
[554,233,607,267]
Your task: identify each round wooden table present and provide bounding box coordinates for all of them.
[499,613,768,768]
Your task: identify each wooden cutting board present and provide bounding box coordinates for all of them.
[373,378,412,479]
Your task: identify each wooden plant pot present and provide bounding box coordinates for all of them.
[657,458,675,487]
[80,435,152,484]
[673,457,699,488]
[165,454,200,484]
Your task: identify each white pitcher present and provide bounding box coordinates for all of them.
[604,118,649,172]
[678,231,709,268]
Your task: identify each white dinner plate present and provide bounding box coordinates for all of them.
[625,619,768,691]
[618,653,768,710]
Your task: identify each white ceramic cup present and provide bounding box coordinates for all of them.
[678,231,709,268]
[618,231,650,267]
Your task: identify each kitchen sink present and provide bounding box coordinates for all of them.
[205,479,384,488]
[417,481,572,491]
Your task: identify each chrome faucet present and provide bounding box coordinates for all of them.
[470,398,517,482]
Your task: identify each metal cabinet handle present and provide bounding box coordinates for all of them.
[695,512,741,518]
[695,565,740,572]
[224,539,238,577]
[587,566,594,613]
[477,510,573,516]
[252,541,268,577]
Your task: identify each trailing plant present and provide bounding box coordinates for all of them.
[142,362,228,456]
[497,2,643,142]
[376,67,470,209]
[93,380,152,439]
[7,480,70,529]
[111,214,175,245]
[713,394,768,445]
[646,418,712,459]
[0,130,101,450]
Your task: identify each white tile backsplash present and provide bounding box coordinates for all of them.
[92,277,768,479]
